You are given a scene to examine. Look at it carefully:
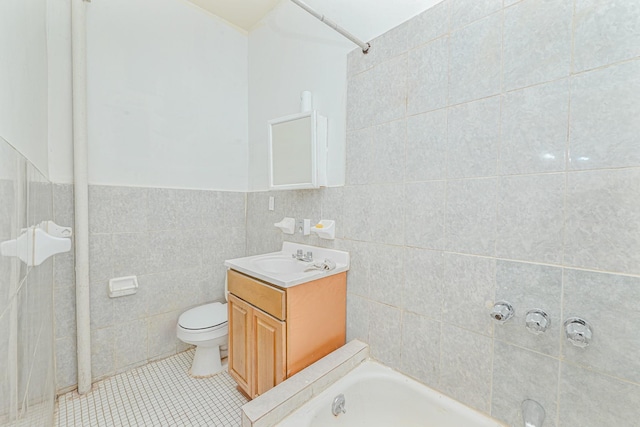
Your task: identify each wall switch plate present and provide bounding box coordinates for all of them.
[269,196,275,211]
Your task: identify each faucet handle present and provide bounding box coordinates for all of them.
[525,309,550,335]
[296,249,303,257]
[306,251,313,260]
[490,301,515,323]
[564,317,593,348]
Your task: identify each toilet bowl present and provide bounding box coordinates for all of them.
[177,301,228,377]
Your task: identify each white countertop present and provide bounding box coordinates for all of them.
[224,242,350,288]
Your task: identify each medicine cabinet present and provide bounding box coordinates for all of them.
[268,111,328,190]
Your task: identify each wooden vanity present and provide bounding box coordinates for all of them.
[227,268,347,399]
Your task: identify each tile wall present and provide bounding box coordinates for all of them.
[54,185,246,391]
[0,137,56,425]
[246,0,640,425]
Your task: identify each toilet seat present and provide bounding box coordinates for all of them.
[178,302,227,330]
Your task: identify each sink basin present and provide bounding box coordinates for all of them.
[250,255,308,274]
[224,243,350,288]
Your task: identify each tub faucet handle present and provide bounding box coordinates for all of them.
[490,301,514,323]
[331,394,346,416]
[525,309,550,335]
[564,317,593,348]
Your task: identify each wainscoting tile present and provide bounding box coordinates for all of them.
[494,260,562,357]
[347,55,407,130]
[368,301,401,367]
[443,253,496,336]
[503,0,572,91]
[347,120,405,185]
[400,312,440,387]
[496,173,564,264]
[500,79,569,175]
[368,243,404,308]
[573,0,640,72]
[348,19,408,76]
[407,0,450,50]
[563,269,640,383]
[346,293,369,343]
[115,318,148,370]
[405,109,447,182]
[404,181,446,250]
[451,0,501,30]
[447,96,500,178]
[559,362,640,427]
[439,324,493,412]
[449,13,501,105]
[445,178,497,256]
[346,128,372,185]
[407,37,449,115]
[569,60,640,170]
[402,247,444,319]
[492,342,559,427]
[564,168,640,275]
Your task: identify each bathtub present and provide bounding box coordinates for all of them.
[274,360,507,427]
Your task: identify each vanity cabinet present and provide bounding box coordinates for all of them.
[227,269,346,399]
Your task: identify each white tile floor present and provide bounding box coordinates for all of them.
[55,350,248,427]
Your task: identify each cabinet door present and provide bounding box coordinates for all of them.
[252,307,286,398]
[228,294,252,397]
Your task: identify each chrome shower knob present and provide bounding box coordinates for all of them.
[564,317,593,348]
[525,309,550,335]
[490,301,514,323]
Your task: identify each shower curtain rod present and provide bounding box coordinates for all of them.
[290,0,371,54]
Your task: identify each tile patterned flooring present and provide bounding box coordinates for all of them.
[55,350,247,426]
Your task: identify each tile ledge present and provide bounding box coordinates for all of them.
[241,340,369,427]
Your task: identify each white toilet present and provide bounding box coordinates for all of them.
[176,301,228,377]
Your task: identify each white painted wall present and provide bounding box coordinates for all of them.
[41,0,444,188]
[248,1,351,190]
[84,0,249,190]
[247,0,443,190]
[0,0,49,176]
[47,0,74,184]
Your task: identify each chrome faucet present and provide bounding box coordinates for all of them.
[331,394,346,416]
[522,399,545,427]
[292,249,313,262]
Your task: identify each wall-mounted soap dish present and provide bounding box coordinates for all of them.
[311,220,335,240]
[275,217,296,234]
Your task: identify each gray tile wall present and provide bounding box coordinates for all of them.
[0,137,56,425]
[247,0,640,425]
[53,185,246,391]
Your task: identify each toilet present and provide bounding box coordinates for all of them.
[176,301,228,377]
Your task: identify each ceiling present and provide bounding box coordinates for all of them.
[185,0,444,39]
[185,0,281,32]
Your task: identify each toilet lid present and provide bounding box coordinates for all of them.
[178,302,227,330]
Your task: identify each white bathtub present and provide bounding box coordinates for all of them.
[275,360,507,427]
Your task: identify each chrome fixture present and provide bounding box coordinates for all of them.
[490,301,515,323]
[293,249,313,262]
[522,399,545,427]
[331,394,346,416]
[564,317,593,348]
[525,309,550,335]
